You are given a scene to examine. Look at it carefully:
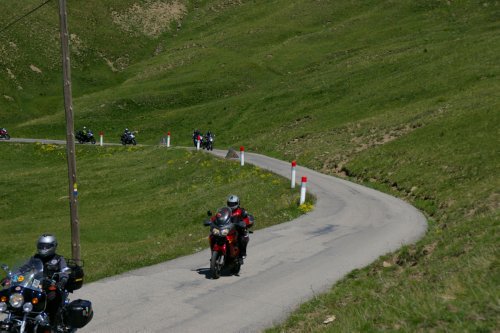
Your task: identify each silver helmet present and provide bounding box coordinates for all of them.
[37,234,58,258]
[227,194,240,211]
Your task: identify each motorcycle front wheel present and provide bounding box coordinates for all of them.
[210,251,223,279]
[4,134,10,140]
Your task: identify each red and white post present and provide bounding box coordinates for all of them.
[300,176,307,205]
[291,160,297,188]
[240,146,245,166]
[99,131,104,146]
[196,135,201,150]
[167,131,171,147]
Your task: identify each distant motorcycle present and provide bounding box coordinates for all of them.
[204,207,245,279]
[75,130,96,144]
[202,135,214,151]
[120,132,137,145]
[0,128,10,140]
[0,257,93,333]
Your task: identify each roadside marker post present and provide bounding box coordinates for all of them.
[300,176,307,205]
[240,146,245,166]
[291,160,297,188]
[167,131,171,147]
[99,131,103,146]
[196,135,201,150]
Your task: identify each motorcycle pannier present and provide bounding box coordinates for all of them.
[65,299,93,328]
[66,260,84,292]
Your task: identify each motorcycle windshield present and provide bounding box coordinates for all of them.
[213,219,233,230]
[8,258,44,290]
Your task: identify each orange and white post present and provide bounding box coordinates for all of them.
[167,131,171,147]
[300,176,307,205]
[99,131,104,146]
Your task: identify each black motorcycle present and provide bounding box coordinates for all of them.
[120,132,137,145]
[75,130,96,144]
[202,135,214,151]
[0,258,93,333]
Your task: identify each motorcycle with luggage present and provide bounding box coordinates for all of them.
[0,257,93,333]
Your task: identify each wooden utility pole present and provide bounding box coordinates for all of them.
[58,0,81,263]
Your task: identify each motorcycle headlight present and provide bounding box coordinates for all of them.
[221,228,230,236]
[0,302,7,312]
[9,293,24,308]
[211,228,220,236]
[23,302,33,313]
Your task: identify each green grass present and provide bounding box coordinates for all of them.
[0,0,499,330]
[0,143,305,281]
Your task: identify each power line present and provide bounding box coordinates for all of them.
[0,0,53,35]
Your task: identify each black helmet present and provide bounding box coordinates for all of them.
[37,234,57,258]
[215,207,232,226]
[227,194,240,211]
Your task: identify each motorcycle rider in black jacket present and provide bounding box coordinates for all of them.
[33,234,69,326]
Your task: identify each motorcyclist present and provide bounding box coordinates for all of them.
[204,130,214,143]
[192,129,201,147]
[33,234,69,326]
[226,194,254,263]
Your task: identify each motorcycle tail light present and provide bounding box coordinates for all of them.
[32,297,39,304]
[0,296,6,302]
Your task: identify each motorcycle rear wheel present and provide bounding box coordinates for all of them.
[210,251,223,279]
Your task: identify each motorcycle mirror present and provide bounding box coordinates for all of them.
[207,210,212,217]
[203,220,211,226]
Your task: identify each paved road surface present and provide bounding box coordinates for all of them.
[72,148,427,332]
[2,140,427,332]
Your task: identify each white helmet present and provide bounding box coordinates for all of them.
[227,194,240,211]
[37,234,58,258]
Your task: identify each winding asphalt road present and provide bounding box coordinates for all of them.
[3,139,427,332]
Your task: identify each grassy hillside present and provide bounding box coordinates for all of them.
[0,143,305,281]
[0,0,498,331]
